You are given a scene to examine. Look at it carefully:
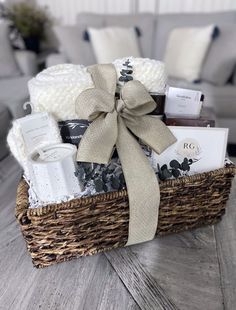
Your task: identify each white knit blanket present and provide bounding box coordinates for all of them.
[28,57,167,121]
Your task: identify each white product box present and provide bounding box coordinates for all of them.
[152,126,228,179]
[165,87,203,118]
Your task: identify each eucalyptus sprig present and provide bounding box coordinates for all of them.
[75,160,126,194]
[119,59,134,83]
[157,158,199,181]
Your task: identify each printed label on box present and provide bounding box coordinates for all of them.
[165,87,203,118]
[18,112,54,153]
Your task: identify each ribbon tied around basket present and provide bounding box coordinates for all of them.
[75,64,176,246]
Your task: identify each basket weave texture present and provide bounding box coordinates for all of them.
[16,165,235,268]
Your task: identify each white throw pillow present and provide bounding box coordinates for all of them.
[164,25,215,82]
[88,27,141,64]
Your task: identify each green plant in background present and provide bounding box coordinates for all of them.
[8,2,50,39]
[7,2,51,53]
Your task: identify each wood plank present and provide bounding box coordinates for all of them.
[0,155,22,184]
[0,156,22,248]
[105,248,180,310]
[0,156,138,310]
[214,177,236,310]
[0,240,138,310]
[131,227,224,310]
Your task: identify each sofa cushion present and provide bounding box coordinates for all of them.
[168,78,236,118]
[0,22,21,78]
[154,11,236,60]
[165,25,216,82]
[54,14,104,66]
[53,25,92,65]
[0,104,11,160]
[201,24,236,86]
[0,76,31,118]
[234,67,236,85]
[54,13,156,66]
[88,26,141,63]
[105,13,155,58]
[217,117,236,144]
[14,50,37,76]
[0,104,11,137]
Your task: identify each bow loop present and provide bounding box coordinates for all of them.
[76,88,115,121]
[88,64,117,95]
[121,80,156,116]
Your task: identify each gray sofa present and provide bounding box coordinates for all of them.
[48,11,236,144]
[0,50,37,160]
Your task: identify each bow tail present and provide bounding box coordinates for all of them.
[116,116,160,246]
[76,111,118,164]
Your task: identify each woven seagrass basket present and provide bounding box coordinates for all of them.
[16,164,235,268]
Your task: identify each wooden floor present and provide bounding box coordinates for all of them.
[0,155,235,310]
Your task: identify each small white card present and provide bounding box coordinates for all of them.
[152,126,228,179]
[165,87,203,118]
[17,112,55,154]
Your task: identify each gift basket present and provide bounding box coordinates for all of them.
[9,57,235,268]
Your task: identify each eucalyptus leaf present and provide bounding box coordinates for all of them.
[94,179,104,192]
[170,160,180,169]
[161,164,167,171]
[181,161,190,171]
[103,184,108,192]
[111,176,120,190]
[172,169,180,178]
[119,76,126,82]
[162,168,172,179]
[102,171,108,183]
[121,69,133,74]
[125,76,133,81]
[119,173,125,185]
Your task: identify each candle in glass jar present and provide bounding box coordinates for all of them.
[29,143,82,202]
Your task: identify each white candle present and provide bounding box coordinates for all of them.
[29,143,82,202]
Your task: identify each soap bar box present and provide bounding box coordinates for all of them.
[165,87,204,118]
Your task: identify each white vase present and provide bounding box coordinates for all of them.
[29,143,82,202]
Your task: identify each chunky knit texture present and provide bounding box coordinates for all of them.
[113,57,167,93]
[28,64,94,121]
[28,59,167,121]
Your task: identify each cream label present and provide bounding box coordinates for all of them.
[17,112,54,153]
[36,147,73,162]
[176,138,201,157]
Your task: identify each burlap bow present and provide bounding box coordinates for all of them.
[75,64,176,246]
